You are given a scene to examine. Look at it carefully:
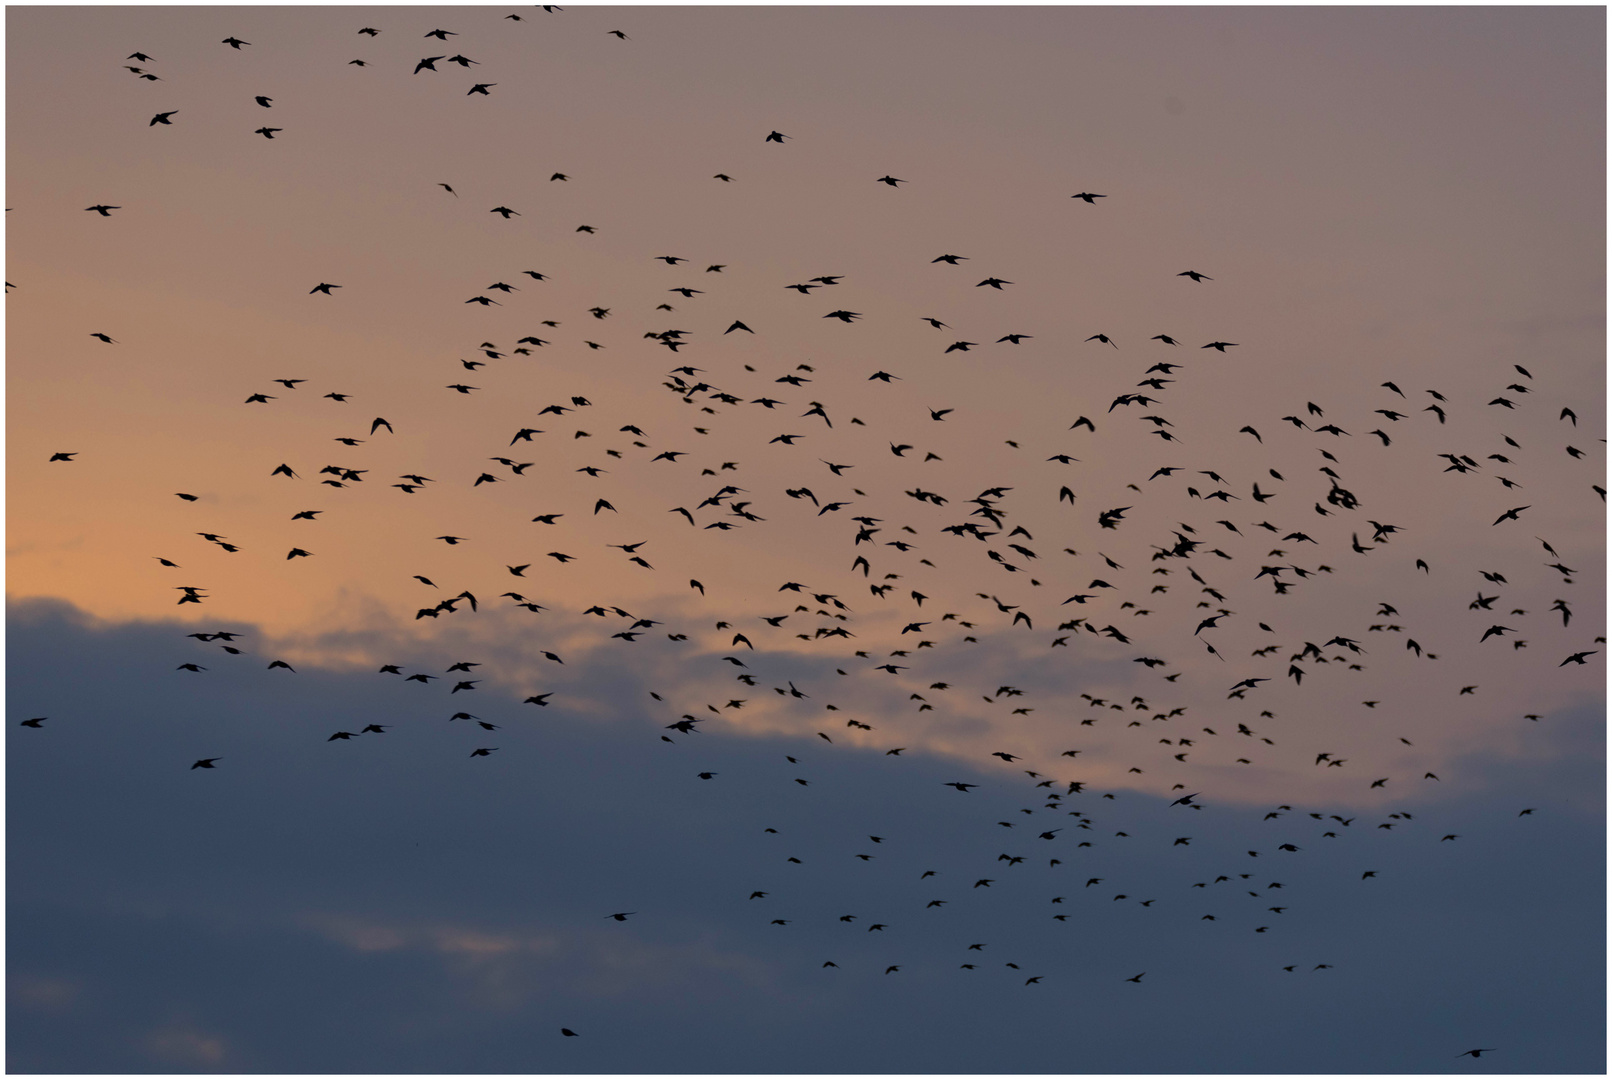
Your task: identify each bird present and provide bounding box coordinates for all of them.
[84,205,120,216]
[149,111,178,125]
[254,127,283,139]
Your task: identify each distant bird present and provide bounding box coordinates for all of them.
[85,205,120,216]
[150,111,178,125]
[1071,192,1106,203]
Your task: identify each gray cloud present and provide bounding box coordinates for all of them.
[8,600,1603,1072]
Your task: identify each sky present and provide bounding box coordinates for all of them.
[5,5,1606,1075]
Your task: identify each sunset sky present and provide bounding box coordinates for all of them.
[7,5,1605,1074]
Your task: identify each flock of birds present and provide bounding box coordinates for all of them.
[22,11,1603,1063]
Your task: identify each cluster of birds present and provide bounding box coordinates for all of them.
[25,10,1603,1059]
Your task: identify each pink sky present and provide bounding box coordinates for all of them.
[8,5,1603,808]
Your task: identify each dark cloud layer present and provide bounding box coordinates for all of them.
[9,599,1603,1073]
